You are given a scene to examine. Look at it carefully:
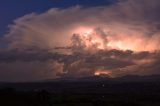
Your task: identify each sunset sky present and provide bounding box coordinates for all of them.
[1,0,160,82]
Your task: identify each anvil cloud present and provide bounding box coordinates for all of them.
[1,0,160,81]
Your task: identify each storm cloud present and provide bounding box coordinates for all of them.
[0,0,160,81]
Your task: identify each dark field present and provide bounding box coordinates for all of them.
[1,77,160,106]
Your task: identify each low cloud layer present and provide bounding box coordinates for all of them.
[1,0,160,81]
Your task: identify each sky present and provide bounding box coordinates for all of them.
[1,0,160,82]
[0,0,115,36]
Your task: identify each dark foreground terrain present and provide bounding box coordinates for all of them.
[1,76,160,106]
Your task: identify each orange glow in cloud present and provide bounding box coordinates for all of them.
[73,28,107,50]
[94,70,111,76]
[72,27,158,52]
[73,27,94,35]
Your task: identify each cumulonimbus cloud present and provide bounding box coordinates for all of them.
[4,0,160,51]
[1,0,160,81]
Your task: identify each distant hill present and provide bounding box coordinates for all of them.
[43,75,160,82]
[115,75,160,82]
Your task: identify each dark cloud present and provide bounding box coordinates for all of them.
[0,47,160,81]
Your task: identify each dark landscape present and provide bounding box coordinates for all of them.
[1,75,160,106]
